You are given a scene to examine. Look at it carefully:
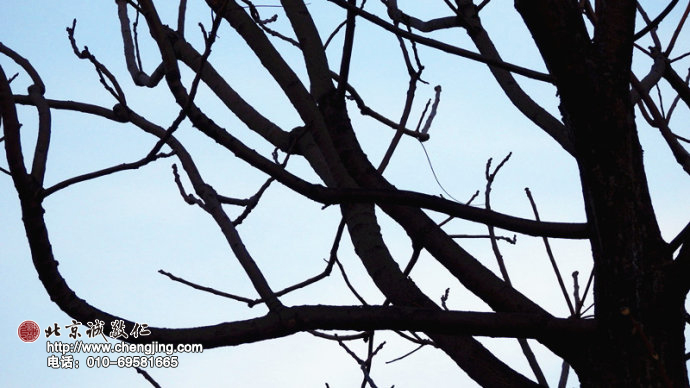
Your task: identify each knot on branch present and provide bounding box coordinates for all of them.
[112,103,129,122]
[134,71,149,87]
[27,83,45,96]
[456,1,482,35]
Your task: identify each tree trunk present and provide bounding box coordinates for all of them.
[515,2,688,385]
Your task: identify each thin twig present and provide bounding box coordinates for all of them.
[233,176,276,225]
[335,256,368,305]
[386,344,425,364]
[333,72,429,141]
[636,3,663,49]
[438,190,480,227]
[632,75,690,175]
[449,234,516,244]
[440,288,450,310]
[485,154,548,387]
[243,0,300,47]
[572,271,581,313]
[67,19,127,104]
[377,33,423,173]
[419,85,441,135]
[485,153,513,282]
[634,0,679,41]
[393,330,434,346]
[310,330,370,341]
[135,367,162,388]
[525,187,575,315]
[158,269,255,304]
[576,269,595,314]
[171,164,206,207]
[665,0,690,55]
[666,67,690,121]
[337,338,385,388]
[41,151,175,198]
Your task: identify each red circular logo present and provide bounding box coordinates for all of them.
[18,320,41,343]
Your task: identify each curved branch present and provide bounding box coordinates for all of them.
[634,0,679,41]
[116,0,165,87]
[0,43,52,185]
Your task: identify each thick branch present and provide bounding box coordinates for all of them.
[281,0,335,100]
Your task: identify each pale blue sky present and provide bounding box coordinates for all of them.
[2,1,689,387]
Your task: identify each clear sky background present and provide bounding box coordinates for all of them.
[2,1,689,387]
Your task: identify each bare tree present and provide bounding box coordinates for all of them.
[2,0,690,386]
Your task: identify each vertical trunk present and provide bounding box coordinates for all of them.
[568,66,688,387]
[515,2,688,385]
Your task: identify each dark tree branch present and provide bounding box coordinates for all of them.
[384,0,459,32]
[484,153,513,282]
[663,63,690,111]
[177,0,188,35]
[41,151,174,198]
[557,360,570,388]
[331,71,429,141]
[160,218,343,306]
[670,220,690,253]
[207,0,319,126]
[0,43,51,186]
[12,95,588,239]
[243,1,300,47]
[67,20,128,104]
[280,0,335,101]
[159,269,255,304]
[392,0,574,155]
[135,367,162,388]
[665,0,689,55]
[232,176,275,225]
[170,34,292,151]
[377,37,422,173]
[634,0,679,41]
[526,187,575,315]
[335,0,357,102]
[449,234,516,244]
[327,0,554,83]
[483,154,548,387]
[630,49,666,105]
[116,0,165,87]
[631,76,690,175]
[636,3,664,50]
